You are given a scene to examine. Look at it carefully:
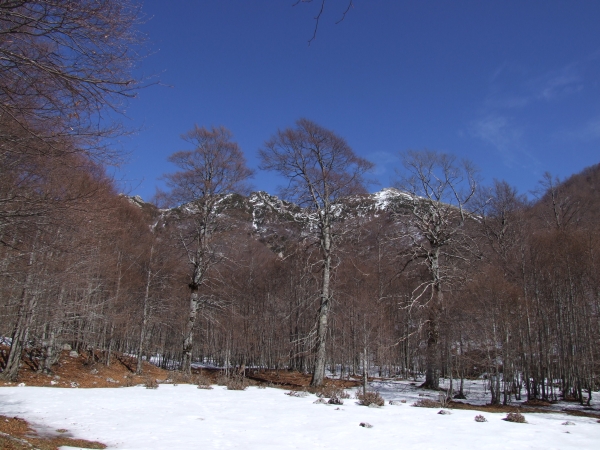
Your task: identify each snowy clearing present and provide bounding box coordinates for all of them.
[0,384,599,450]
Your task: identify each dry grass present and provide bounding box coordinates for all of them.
[0,414,106,450]
[0,348,169,389]
[247,369,359,390]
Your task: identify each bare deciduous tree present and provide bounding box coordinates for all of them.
[159,125,254,374]
[259,118,373,386]
[0,0,144,162]
[394,150,478,389]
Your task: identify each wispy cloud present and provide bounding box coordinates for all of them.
[536,66,583,101]
[563,115,600,142]
[484,62,583,110]
[469,115,543,174]
[469,115,522,163]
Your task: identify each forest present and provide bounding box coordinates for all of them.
[1,1,599,408]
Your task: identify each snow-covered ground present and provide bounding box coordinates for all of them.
[372,377,599,412]
[0,384,598,450]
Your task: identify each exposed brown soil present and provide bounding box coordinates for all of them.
[1,348,170,389]
[0,414,106,450]
[246,369,360,390]
[522,399,555,407]
[449,400,600,419]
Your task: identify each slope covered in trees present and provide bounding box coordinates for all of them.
[0,1,597,406]
[2,155,599,405]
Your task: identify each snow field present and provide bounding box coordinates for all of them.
[0,384,598,450]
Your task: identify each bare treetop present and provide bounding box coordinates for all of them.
[398,150,479,208]
[0,0,144,161]
[259,118,373,211]
[162,125,254,208]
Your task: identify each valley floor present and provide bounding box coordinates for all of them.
[0,383,599,450]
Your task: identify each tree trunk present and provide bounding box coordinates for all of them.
[181,286,200,374]
[311,215,332,387]
[1,242,38,381]
[422,250,442,389]
[136,246,154,375]
[362,346,368,395]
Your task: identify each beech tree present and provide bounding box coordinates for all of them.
[0,0,142,160]
[160,125,253,374]
[394,150,478,389]
[259,118,373,386]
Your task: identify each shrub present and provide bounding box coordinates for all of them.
[316,385,350,399]
[412,398,441,408]
[504,412,526,423]
[357,390,385,407]
[195,373,212,389]
[144,378,158,389]
[285,390,309,397]
[474,414,487,423]
[226,374,247,391]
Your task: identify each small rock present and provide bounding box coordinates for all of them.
[50,380,58,385]
[562,421,575,426]
[90,369,98,375]
[438,409,451,415]
[359,422,373,428]
[70,381,79,388]
[62,344,72,351]
[313,398,327,404]
[69,350,78,358]
[17,382,25,387]
[389,400,403,406]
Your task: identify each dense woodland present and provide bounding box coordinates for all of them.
[1,1,599,406]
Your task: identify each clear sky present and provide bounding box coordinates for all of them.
[117,0,600,201]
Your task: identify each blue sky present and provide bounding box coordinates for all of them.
[117,0,600,201]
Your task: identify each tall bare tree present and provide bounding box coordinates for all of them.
[159,125,253,374]
[259,118,373,386]
[394,150,478,389]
